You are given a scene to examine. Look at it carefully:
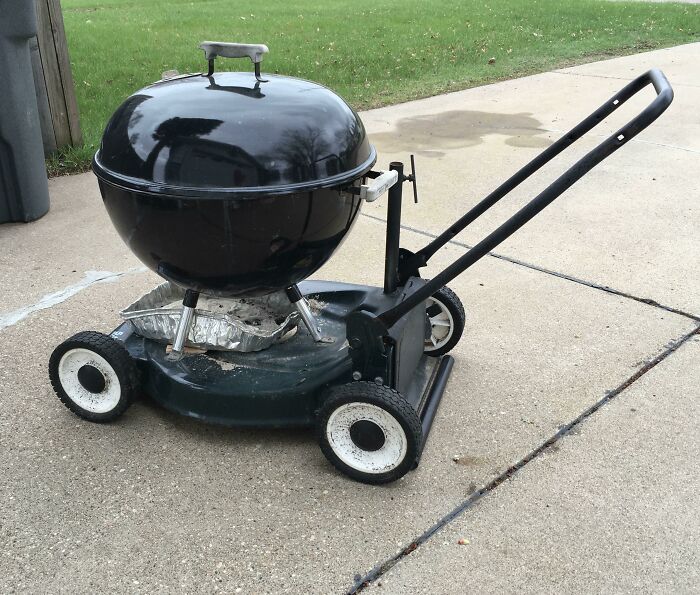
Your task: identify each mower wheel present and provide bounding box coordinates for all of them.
[49,331,139,423]
[424,285,465,357]
[316,381,422,484]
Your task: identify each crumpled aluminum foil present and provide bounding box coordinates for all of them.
[121,282,299,352]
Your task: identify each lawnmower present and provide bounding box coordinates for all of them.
[49,42,673,483]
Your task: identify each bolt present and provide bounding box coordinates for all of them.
[374,377,383,385]
[352,371,362,381]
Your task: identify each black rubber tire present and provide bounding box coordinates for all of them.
[424,285,466,357]
[49,331,139,423]
[316,381,423,485]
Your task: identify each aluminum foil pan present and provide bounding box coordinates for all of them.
[121,282,299,352]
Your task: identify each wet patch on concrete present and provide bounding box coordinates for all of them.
[370,110,553,153]
[415,149,446,159]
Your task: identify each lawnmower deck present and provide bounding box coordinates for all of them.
[110,281,453,428]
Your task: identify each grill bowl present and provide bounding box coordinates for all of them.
[94,71,375,295]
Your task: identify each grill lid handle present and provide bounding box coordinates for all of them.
[359,170,399,202]
[199,41,269,81]
[199,41,269,63]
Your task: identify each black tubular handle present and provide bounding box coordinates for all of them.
[379,69,673,327]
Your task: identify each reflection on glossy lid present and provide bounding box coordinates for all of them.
[93,72,376,197]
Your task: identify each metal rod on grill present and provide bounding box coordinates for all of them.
[167,289,199,360]
[286,285,323,342]
[383,162,404,294]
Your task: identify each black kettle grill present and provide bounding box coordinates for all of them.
[49,42,673,484]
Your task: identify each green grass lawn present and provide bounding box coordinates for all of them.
[50,0,699,175]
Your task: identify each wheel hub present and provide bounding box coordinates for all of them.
[77,364,107,394]
[56,348,122,414]
[349,420,386,452]
[325,402,408,474]
[425,297,454,350]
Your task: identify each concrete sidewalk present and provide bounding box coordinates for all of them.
[368,338,700,594]
[1,44,698,593]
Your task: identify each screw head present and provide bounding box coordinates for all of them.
[352,371,362,381]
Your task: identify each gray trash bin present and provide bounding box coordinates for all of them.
[0,0,50,223]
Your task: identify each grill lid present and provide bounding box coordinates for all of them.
[93,69,376,198]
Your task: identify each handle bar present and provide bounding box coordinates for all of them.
[200,41,269,63]
[360,170,400,202]
[380,69,673,327]
[199,41,269,80]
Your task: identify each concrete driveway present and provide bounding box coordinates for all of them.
[1,43,698,593]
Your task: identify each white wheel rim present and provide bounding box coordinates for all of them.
[326,402,408,474]
[57,348,122,414]
[425,296,455,351]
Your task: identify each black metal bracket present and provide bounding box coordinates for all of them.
[397,248,425,284]
[205,57,268,82]
[407,154,418,204]
[379,68,673,328]
[254,62,268,83]
[346,277,429,391]
[345,170,383,196]
[346,309,391,383]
